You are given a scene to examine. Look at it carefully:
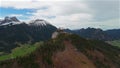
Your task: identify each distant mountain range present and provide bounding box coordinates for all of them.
[64,28,120,41]
[0,17,57,52]
[0,16,119,52]
[0,16,120,68]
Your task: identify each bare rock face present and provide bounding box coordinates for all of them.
[4,16,19,22]
[52,29,67,39]
[52,32,59,39]
[0,16,20,26]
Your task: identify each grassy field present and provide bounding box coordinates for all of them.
[107,40,120,48]
[0,42,43,61]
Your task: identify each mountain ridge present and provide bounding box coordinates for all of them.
[0,33,119,68]
[0,16,120,68]
[0,17,57,53]
[64,27,120,41]
[0,16,21,26]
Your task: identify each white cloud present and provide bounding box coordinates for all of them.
[0,0,119,29]
[9,14,23,17]
[1,0,80,1]
[0,17,4,19]
[45,13,93,29]
[70,13,93,22]
[21,1,93,29]
[1,1,47,9]
[80,18,120,30]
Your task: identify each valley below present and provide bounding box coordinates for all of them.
[0,17,120,68]
[107,40,120,48]
[0,33,120,68]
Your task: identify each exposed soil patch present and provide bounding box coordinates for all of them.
[52,41,96,68]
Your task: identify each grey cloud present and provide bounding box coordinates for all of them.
[85,0,120,21]
[0,0,119,29]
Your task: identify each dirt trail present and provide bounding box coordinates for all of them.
[52,41,96,68]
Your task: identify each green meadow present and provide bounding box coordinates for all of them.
[0,42,43,61]
[107,40,120,48]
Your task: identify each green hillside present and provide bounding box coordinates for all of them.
[107,40,120,48]
[0,42,43,61]
[0,34,120,68]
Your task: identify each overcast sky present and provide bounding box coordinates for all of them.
[0,0,120,30]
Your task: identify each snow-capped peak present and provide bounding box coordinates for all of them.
[0,16,22,26]
[29,19,50,26]
[4,16,20,22]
